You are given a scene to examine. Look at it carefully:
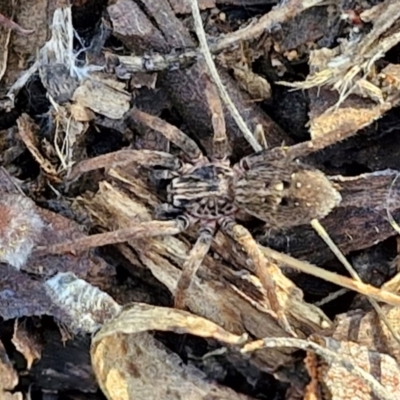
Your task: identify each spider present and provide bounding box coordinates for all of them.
[39,75,341,335]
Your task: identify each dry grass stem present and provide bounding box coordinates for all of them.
[261,245,400,307]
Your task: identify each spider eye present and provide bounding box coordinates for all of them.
[240,158,250,171]
[280,197,289,207]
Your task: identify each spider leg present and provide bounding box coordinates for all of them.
[221,218,296,336]
[36,218,188,256]
[68,149,180,182]
[174,222,216,310]
[0,13,34,35]
[131,108,203,162]
[203,72,230,161]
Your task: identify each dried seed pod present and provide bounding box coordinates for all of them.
[0,194,44,269]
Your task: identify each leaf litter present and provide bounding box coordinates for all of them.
[1,1,400,399]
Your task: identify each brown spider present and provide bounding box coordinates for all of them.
[39,76,341,334]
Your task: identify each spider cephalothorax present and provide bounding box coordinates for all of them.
[168,161,237,220]
[39,77,341,335]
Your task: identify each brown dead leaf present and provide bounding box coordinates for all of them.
[12,320,42,370]
[39,271,253,400]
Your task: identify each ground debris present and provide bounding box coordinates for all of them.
[2,0,400,399]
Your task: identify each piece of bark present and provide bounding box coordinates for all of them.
[29,329,97,393]
[0,0,67,96]
[0,167,114,320]
[72,76,131,120]
[139,0,194,49]
[0,264,62,320]
[272,5,339,52]
[169,0,215,14]
[107,0,169,53]
[161,64,292,161]
[257,170,400,265]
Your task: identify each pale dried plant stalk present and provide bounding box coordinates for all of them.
[189,0,262,152]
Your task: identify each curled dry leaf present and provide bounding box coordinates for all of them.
[92,332,255,400]
[40,271,253,399]
[91,305,252,400]
[92,302,247,345]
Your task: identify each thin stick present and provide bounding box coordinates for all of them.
[189,0,263,153]
[314,288,348,307]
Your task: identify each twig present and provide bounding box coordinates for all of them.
[189,0,263,153]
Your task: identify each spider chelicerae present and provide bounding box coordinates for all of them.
[41,74,341,334]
